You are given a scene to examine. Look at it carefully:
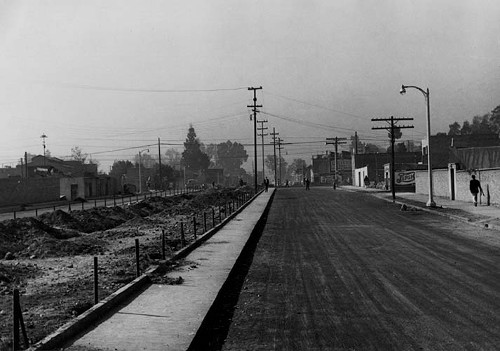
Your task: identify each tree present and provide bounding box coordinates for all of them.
[109,160,134,182]
[265,154,287,182]
[204,144,218,168]
[471,114,490,134]
[490,105,500,133]
[388,127,402,140]
[71,146,88,163]
[446,104,500,136]
[134,153,155,168]
[461,120,472,135]
[286,158,307,179]
[181,125,210,174]
[265,155,276,175]
[164,148,182,167]
[387,142,407,153]
[152,163,175,188]
[364,143,382,153]
[448,122,461,136]
[210,141,248,176]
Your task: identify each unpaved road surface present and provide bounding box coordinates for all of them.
[222,187,500,351]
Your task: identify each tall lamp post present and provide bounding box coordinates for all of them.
[400,85,436,207]
[138,148,149,194]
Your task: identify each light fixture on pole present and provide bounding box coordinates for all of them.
[138,148,149,194]
[40,133,48,166]
[400,85,436,207]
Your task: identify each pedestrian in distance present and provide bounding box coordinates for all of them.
[305,178,310,190]
[265,177,269,192]
[469,174,484,207]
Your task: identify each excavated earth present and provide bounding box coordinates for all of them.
[0,187,250,351]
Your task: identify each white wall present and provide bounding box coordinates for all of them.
[354,166,368,187]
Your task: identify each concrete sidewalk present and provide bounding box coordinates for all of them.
[54,189,275,351]
[340,185,500,230]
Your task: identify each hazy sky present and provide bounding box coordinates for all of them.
[1,0,499,171]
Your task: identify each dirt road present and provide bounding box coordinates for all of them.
[221,187,500,350]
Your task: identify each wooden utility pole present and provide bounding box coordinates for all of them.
[158,137,162,190]
[372,116,414,201]
[354,131,358,155]
[257,120,268,183]
[270,128,279,186]
[326,137,347,186]
[24,152,28,179]
[247,87,263,192]
[277,138,284,187]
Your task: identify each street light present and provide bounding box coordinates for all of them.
[400,85,436,207]
[138,148,149,194]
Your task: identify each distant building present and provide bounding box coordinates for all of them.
[312,151,352,184]
[427,134,500,168]
[28,155,98,177]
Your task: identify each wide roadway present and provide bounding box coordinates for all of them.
[221,187,500,351]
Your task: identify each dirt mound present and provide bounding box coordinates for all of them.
[40,209,85,231]
[0,187,253,348]
[0,218,80,259]
[20,234,107,258]
[40,207,133,234]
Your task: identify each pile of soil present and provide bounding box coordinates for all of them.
[0,186,252,351]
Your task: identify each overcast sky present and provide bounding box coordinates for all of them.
[1,0,499,171]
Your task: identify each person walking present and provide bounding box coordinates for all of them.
[265,177,269,192]
[305,178,310,190]
[469,174,484,207]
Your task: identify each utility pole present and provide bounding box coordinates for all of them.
[372,116,414,201]
[257,120,268,183]
[24,152,28,179]
[270,128,279,186]
[354,131,358,155]
[40,133,48,166]
[158,138,162,190]
[247,86,263,193]
[138,148,150,193]
[277,137,284,187]
[326,137,347,187]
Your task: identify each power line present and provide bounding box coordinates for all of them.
[261,110,357,133]
[266,91,368,120]
[48,82,249,93]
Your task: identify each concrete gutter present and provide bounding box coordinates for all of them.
[28,190,264,351]
[340,186,497,230]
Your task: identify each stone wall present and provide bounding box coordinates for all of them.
[0,178,60,207]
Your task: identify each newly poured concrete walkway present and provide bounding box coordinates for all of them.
[63,189,274,351]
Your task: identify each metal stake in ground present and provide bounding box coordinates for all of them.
[162,230,166,260]
[135,239,140,277]
[94,257,99,305]
[180,222,185,247]
[13,289,29,350]
[203,212,207,233]
[193,215,197,240]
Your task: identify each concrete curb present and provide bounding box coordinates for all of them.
[28,190,264,351]
[339,186,496,229]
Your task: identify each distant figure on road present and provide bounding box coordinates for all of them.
[364,175,370,188]
[469,175,484,207]
[265,177,269,192]
[305,178,310,190]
